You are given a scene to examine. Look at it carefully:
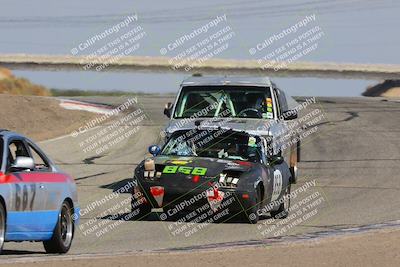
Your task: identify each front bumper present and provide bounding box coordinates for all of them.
[134,180,257,215]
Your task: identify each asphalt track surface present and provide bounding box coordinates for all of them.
[1,95,399,260]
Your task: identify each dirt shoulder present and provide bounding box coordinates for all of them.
[363,80,400,97]
[3,229,399,267]
[0,94,97,141]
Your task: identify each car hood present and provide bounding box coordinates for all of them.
[153,155,253,177]
[165,118,272,136]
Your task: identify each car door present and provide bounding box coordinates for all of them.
[5,138,47,237]
[25,141,66,231]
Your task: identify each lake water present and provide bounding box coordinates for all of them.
[1,0,399,96]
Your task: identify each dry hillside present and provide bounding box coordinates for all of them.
[0,67,51,96]
[0,94,96,141]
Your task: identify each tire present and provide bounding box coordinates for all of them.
[245,187,262,224]
[270,184,291,219]
[43,201,74,254]
[0,203,5,254]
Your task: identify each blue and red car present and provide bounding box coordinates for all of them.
[0,130,79,253]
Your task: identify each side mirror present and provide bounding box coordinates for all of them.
[269,155,284,165]
[148,145,161,157]
[163,102,173,118]
[282,110,298,120]
[10,156,34,171]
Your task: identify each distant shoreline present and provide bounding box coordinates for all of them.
[50,88,176,97]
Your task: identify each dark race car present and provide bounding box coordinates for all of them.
[132,128,292,224]
[162,76,300,184]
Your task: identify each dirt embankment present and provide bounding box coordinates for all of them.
[0,94,96,141]
[0,67,51,96]
[363,80,400,97]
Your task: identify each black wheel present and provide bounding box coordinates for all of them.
[0,203,5,254]
[43,201,74,254]
[271,184,291,219]
[245,187,262,224]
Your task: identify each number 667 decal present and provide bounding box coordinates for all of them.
[15,184,36,211]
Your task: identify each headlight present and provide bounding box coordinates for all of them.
[143,158,161,179]
[218,171,241,188]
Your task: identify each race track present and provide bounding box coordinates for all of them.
[1,95,399,259]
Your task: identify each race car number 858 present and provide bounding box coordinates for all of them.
[162,166,207,175]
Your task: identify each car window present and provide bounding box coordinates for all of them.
[7,140,30,170]
[176,91,223,118]
[28,144,50,171]
[276,89,288,112]
[174,86,274,119]
[9,140,30,159]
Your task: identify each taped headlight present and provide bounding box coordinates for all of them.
[143,159,162,179]
[219,172,241,188]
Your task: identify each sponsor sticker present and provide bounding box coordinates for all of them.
[169,160,191,165]
[248,136,257,147]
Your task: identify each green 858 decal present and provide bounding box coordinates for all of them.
[162,165,207,175]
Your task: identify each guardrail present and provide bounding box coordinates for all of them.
[1,54,399,80]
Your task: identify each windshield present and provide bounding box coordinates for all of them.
[161,130,263,162]
[174,86,274,119]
